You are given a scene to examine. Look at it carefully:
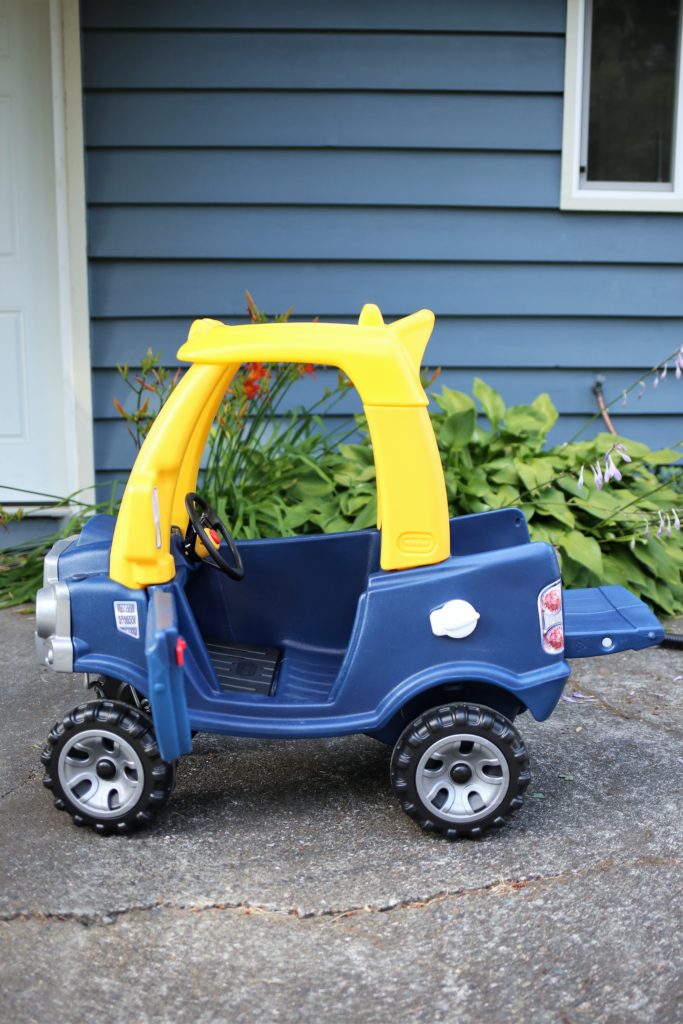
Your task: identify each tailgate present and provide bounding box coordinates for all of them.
[564,586,663,658]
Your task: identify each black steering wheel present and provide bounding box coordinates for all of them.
[183,493,244,581]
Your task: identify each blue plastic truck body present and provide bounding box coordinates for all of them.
[40,508,663,764]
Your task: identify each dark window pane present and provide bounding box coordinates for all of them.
[587,0,679,183]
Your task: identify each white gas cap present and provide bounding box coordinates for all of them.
[430,600,480,639]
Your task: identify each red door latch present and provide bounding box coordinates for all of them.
[175,636,187,666]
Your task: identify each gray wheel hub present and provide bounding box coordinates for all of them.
[57,728,144,819]
[415,732,510,823]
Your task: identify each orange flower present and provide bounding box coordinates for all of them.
[250,362,268,381]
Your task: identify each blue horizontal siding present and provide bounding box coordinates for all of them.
[80,0,683,486]
[83,32,564,92]
[81,0,567,34]
[95,366,683,420]
[88,206,683,264]
[85,150,561,208]
[93,413,683,475]
[84,92,562,150]
[89,316,683,370]
[89,262,683,319]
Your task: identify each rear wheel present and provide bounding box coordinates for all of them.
[41,700,175,834]
[390,702,530,838]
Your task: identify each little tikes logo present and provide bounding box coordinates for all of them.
[114,601,140,639]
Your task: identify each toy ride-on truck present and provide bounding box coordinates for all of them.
[35,306,663,837]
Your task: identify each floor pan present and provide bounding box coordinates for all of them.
[206,640,280,695]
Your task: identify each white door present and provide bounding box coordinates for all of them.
[0,0,69,503]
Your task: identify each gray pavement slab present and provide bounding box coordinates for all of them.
[1,608,682,1023]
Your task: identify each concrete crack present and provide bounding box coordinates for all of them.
[1,855,676,929]
[0,771,39,802]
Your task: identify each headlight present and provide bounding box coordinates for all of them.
[35,581,73,672]
[36,586,58,639]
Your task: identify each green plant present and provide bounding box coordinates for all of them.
[0,486,118,608]
[2,292,682,618]
[299,380,682,617]
[114,350,181,450]
[114,293,356,539]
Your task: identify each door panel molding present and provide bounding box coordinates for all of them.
[49,0,94,500]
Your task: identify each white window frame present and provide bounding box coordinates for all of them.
[561,0,683,212]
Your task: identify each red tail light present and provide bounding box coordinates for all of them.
[538,581,564,654]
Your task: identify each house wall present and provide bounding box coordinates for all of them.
[80,0,683,489]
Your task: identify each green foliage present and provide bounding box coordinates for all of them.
[289,380,682,618]
[2,293,681,620]
[0,487,118,608]
[113,293,355,540]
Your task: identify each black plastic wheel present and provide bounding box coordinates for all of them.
[91,676,198,738]
[390,702,530,839]
[41,700,175,834]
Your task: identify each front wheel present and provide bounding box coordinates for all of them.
[41,701,175,834]
[390,703,530,839]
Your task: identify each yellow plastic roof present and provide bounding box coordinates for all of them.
[109,305,450,588]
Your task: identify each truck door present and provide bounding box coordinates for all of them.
[145,587,192,762]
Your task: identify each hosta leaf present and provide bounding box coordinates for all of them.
[487,461,520,486]
[433,387,476,418]
[558,530,603,577]
[351,499,377,530]
[534,488,576,528]
[503,405,547,436]
[440,408,476,448]
[531,393,559,431]
[472,378,506,429]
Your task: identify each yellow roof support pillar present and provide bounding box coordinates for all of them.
[110,362,233,589]
[170,365,236,530]
[365,405,449,570]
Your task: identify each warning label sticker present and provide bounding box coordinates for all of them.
[114,601,140,640]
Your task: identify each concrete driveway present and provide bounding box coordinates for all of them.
[1,608,682,1023]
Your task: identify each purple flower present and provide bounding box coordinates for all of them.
[676,353,683,380]
[654,370,660,389]
[592,461,603,490]
[577,464,585,489]
[642,517,650,540]
[674,509,681,532]
[662,363,668,381]
[629,536,636,551]
[614,443,631,463]
[657,511,664,539]
[604,453,622,483]
[666,513,672,538]
[637,380,646,399]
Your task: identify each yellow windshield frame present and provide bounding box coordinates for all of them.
[109,305,450,588]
